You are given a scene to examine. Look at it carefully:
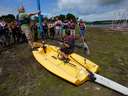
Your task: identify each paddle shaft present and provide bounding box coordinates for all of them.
[37,0,43,34]
[53,39,83,49]
[81,37,90,56]
[53,39,90,56]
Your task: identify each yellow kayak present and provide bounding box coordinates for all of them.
[32,43,99,85]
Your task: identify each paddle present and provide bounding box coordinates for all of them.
[36,0,47,53]
[42,45,47,53]
[53,39,84,49]
[37,0,43,34]
[81,36,90,56]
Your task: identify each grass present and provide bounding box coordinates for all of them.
[0,27,128,96]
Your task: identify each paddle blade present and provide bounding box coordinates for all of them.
[83,42,90,56]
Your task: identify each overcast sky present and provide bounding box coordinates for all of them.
[0,0,128,21]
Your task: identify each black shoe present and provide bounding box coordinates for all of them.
[63,58,70,63]
[31,47,38,51]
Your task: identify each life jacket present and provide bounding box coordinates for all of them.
[0,22,6,27]
[32,24,37,31]
[64,35,75,49]
[70,22,75,29]
[17,13,30,25]
[79,22,85,30]
[42,23,48,30]
[63,22,69,29]
[49,23,54,29]
[55,21,62,27]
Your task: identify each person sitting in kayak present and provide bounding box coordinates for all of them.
[58,30,75,61]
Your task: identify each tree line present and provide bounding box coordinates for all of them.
[0,13,77,23]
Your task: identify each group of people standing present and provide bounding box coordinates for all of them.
[0,6,87,54]
[0,15,26,49]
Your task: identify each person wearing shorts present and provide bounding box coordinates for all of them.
[69,19,76,36]
[18,6,39,49]
[62,20,69,39]
[78,19,88,47]
[42,20,48,39]
[0,20,6,47]
[79,19,86,38]
[54,17,62,39]
[59,30,75,60]
[48,20,55,39]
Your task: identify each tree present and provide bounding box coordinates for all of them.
[7,14,15,20]
[66,13,76,22]
[53,16,59,21]
[59,14,66,22]
[2,14,15,23]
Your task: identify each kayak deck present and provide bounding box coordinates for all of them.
[32,44,99,85]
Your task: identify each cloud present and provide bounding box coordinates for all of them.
[97,0,123,5]
[80,8,128,21]
[57,0,98,15]
[0,6,16,16]
[0,0,127,21]
[55,0,128,21]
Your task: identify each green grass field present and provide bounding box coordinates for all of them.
[0,27,128,96]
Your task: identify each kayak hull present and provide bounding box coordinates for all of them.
[32,43,99,85]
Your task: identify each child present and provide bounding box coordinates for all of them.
[10,21,21,44]
[62,20,69,39]
[69,19,76,36]
[31,20,38,41]
[0,19,6,47]
[42,20,48,39]
[48,20,55,39]
[54,17,62,39]
[59,30,75,61]
[79,19,86,39]
[79,19,90,56]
